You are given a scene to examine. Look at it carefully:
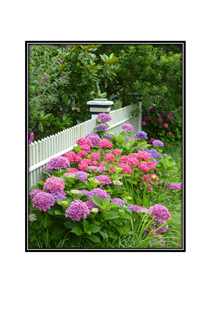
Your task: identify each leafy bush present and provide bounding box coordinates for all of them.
[29,113,182,249]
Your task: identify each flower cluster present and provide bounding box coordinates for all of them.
[50,191,66,202]
[95,175,112,187]
[65,200,90,221]
[122,124,134,131]
[43,177,65,193]
[85,133,101,147]
[96,113,112,122]
[32,192,56,211]
[166,183,182,191]
[94,124,108,131]
[134,131,148,140]
[152,140,164,147]
[99,139,113,149]
[43,156,70,172]
[75,171,89,181]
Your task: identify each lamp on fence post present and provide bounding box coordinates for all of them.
[87,99,113,119]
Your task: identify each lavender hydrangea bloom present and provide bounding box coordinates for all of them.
[43,156,70,172]
[96,113,112,122]
[50,191,66,202]
[29,189,42,198]
[95,175,112,187]
[29,132,34,145]
[122,124,134,131]
[111,198,125,206]
[163,154,168,157]
[94,124,108,131]
[75,171,89,181]
[125,138,135,141]
[149,204,171,222]
[80,190,90,197]
[152,159,160,164]
[128,205,149,213]
[85,133,101,147]
[152,140,164,147]
[104,134,117,142]
[144,149,161,159]
[86,200,100,211]
[165,183,182,191]
[32,192,56,211]
[65,200,90,221]
[88,188,110,202]
[134,131,148,140]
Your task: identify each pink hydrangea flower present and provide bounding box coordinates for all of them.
[120,155,129,163]
[146,116,152,120]
[112,149,121,155]
[166,118,171,122]
[74,156,82,163]
[87,166,98,172]
[95,175,112,187]
[32,192,55,212]
[63,152,76,162]
[163,123,168,128]
[146,162,156,170]
[92,160,99,166]
[67,168,79,173]
[150,174,159,182]
[141,121,146,126]
[139,164,149,172]
[78,161,88,171]
[91,153,101,161]
[136,151,152,161]
[81,158,92,164]
[77,151,88,157]
[99,139,113,149]
[149,138,155,143]
[126,157,139,167]
[157,118,163,123]
[43,177,65,193]
[168,132,172,135]
[80,145,91,153]
[120,163,133,174]
[104,154,115,162]
[122,124,134,131]
[77,138,93,147]
[142,175,151,183]
[29,189,42,198]
[149,108,155,112]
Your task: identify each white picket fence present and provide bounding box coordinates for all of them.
[29,102,142,190]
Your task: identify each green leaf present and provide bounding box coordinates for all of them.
[56,198,62,205]
[103,163,114,174]
[38,180,45,185]
[62,93,68,102]
[83,220,90,233]
[115,225,133,236]
[63,113,67,121]
[88,178,104,188]
[39,123,44,132]
[90,196,103,208]
[88,224,101,233]
[102,197,111,209]
[54,210,65,216]
[41,214,52,228]
[71,226,83,236]
[51,228,67,240]
[30,185,41,190]
[109,231,118,239]
[47,209,55,216]
[86,234,101,243]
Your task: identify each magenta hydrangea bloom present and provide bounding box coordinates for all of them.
[94,124,108,131]
[32,192,56,211]
[65,200,90,221]
[122,124,134,131]
[95,175,112,187]
[152,140,164,147]
[157,118,163,123]
[76,138,93,147]
[149,204,171,222]
[99,139,113,149]
[29,189,42,198]
[165,183,182,191]
[111,198,125,206]
[29,132,34,145]
[50,191,66,202]
[43,177,65,193]
[96,113,112,122]
[43,156,70,172]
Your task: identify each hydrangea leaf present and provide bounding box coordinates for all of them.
[71,226,83,236]
[86,234,101,243]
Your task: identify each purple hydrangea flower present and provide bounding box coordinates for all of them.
[50,191,66,202]
[85,133,101,147]
[134,131,148,140]
[152,140,164,147]
[65,200,90,221]
[122,124,134,131]
[86,200,100,211]
[95,175,112,187]
[97,166,107,173]
[29,189,42,198]
[144,149,161,159]
[165,183,182,191]
[111,198,125,206]
[96,113,112,122]
[40,77,49,83]
[94,124,108,131]
[104,134,117,142]
[80,190,90,197]
[32,192,56,211]
[163,154,168,157]
[75,171,89,181]
[152,159,160,164]
[88,188,110,202]
[29,132,34,145]
[149,204,171,222]
[128,205,149,213]
[43,157,70,172]
[126,138,135,141]
[113,95,119,100]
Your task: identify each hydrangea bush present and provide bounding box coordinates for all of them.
[29,113,182,249]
